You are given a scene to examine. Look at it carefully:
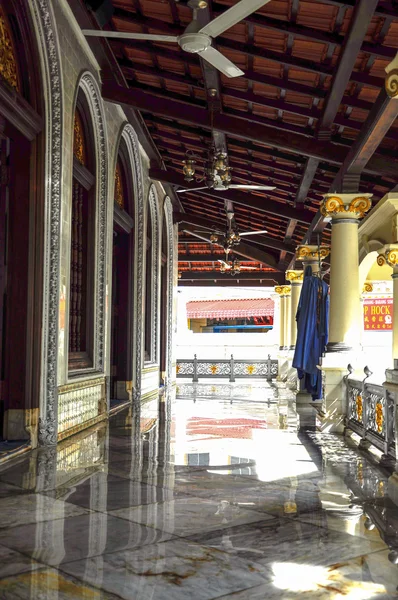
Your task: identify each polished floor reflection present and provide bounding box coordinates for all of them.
[0,384,397,598]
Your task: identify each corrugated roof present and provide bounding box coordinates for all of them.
[187,298,274,319]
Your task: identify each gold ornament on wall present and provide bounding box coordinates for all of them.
[363,282,373,293]
[114,162,124,209]
[320,195,371,219]
[386,68,398,98]
[385,248,398,267]
[73,111,86,165]
[0,8,20,92]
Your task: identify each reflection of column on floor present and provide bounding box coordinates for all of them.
[320,194,372,432]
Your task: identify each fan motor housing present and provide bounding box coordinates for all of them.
[179,33,211,54]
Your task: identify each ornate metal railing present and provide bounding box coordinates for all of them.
[176,354,278,382]
[345,365,396,463]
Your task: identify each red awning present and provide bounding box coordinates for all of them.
[186,298,274,319]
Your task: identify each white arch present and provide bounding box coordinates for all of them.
[164,196,175,386]
[119,124,145,401]
[29,0,63,445]
[68,71,108,375]
[147,184,161,365]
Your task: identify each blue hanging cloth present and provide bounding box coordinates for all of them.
[292,266,329,400]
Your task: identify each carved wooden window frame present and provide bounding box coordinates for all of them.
[68,98,96,372]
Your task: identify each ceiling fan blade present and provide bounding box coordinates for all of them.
[82,30,179,42]
[176,186,209,193]
[199,0,272,38]
[198,47,244,78]
[239,230,268,236]
[241,266,258,270]
[217,259,230,268]
[228,184,276,190]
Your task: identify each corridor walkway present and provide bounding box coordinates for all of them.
[0,384,397,598]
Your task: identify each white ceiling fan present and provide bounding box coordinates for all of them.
[82,0,272,78]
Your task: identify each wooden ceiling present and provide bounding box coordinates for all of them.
[76,0,398,285]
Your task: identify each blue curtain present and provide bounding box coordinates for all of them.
[292,266,329,400]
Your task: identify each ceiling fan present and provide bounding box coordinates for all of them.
[179,150,276,193]
[195,207,268,254]
[82,0,272,78]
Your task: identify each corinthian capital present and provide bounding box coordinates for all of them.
[296,245,330,262]
[274,285,291,296]
[321,193,372,221]
[378,244,398,268]
[286,270,303,284]
[385,51,398,99]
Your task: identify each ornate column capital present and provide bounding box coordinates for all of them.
[296,245,330,263]
[320,193,372,221]
[274,285,291,296]
[286,270,303,284]
[363,281,374,293]
[385,51,398,99]
[378,244,398,268]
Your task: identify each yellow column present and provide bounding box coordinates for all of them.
[275,286,290,350]
[284,288,291,350]
[286,270,303,350]
[321,194,372,351]
[377,247,398,363]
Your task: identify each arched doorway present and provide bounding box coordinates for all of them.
[0,2,45,442]
[110,138,134,403]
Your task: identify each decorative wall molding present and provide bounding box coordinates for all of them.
[147,185,161,365]
[164,196,174,386]
[29,0,63,446]
[120,124,145,402]
[77,72,108,373]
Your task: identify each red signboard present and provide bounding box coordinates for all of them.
[363,298,393,331]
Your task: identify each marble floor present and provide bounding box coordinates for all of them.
[0,382,397,598]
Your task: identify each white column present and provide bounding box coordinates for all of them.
[322,194,372,352]
[286,270,303,350]
[275,286,290,350]
[320,194,372,431]
[284,289,291,350]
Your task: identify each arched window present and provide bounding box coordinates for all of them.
[68,99,96,371]
[144,205,153,362]
[110,138,134,400]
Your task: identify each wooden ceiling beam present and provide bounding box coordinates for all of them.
[103,82,349,164]
[179,278,283,286]
[290,87,398,269]
[294,0,379,209]
[112,9,387,85]
[178,271,282,281]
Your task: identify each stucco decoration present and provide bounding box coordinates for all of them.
[29,0,63,446]
[120,125,145,402]
[147,185,161,365]
[164,196,174,386]
[76,72,108,374]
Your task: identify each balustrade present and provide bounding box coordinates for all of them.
[176,354,278,383]
[345,365,396,463]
